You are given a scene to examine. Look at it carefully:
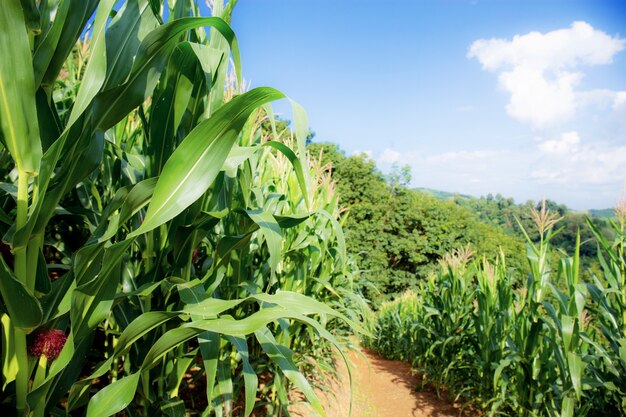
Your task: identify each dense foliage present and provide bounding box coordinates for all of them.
[0,2,363,416]
[451,193,614,269]
[308,143,528,303]
[365,205,626,416]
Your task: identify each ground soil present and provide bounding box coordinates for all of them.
[290,347,465,417]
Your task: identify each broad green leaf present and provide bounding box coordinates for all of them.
[118,178,158,226]
[115,311,179,352]
[40,0,99,86]
[71,239,134,340]
[561,315,575,351]
[67,0,117,126]
[129,87,286,237]
[561,395,575,417]
[19,0,41,33]
[103,0,159,89]
[254,291,367,335]
[227,335,258,417]
[274,213,311,229]
[0,256,42,332]
[1,314,17,389]
[32,0,70,88]
[288,99,311,207]
[199,331,220,415]
[255,327,325,417]
[86,372,141,417]
[213,359,234,413]
[39,0,98,87]
[245,209,282,276]
[264,141,309,206]
[40,269,76,323]
[0,0,42,175]
[567,351,584,400]
[161,399,186,417]
[181,298,245,318]
[148,42,198,176]
[93,16,239,131]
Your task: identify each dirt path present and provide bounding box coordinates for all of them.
[290,347,463,417]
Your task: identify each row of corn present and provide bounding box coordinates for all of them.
[364,203,626,416]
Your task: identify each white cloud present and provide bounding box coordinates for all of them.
[533,131,626,185]
[468,21,626,128]
[379,149,402,164]
[537,131,580,154]
[426,149,503,163]
[371,133,625,208]
[614,92,626,109]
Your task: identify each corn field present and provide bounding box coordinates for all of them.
[0,1,365,416]
[365,203,626,416]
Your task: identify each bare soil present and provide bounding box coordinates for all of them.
[290,347,464,417]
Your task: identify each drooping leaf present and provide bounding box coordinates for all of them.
[0,256,42,332]
[255,327,325,417]
[129,87,286,237]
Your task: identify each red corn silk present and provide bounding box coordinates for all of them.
[30,329,67,360]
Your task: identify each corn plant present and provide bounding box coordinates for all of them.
[365,202,626,416]
[0,1,363,416]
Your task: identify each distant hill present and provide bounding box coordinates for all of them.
[414,187,473,201]
[416,188,614,219]
[587,208,615,219]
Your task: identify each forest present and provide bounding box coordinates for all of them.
[309,142,615,304]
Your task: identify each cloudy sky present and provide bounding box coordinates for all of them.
[227,0,626,210]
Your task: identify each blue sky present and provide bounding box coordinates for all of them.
[222,0,626,210]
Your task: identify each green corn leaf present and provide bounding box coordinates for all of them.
[103,0,160,89]
[561,395,575,417]
[115,311,179,352]
[288,99,311,207]
[141,326,201,370]
[254,290,367,335]
[567,351,584,400]
[255,327,325,417]
[264,141,309,204]
[214,359,234,413]
[227,335,258,417]
[86,372,141,417]
[32,0,71,89]
[129,87,286,237]
[40,269,76,323]
[274,213,311,229]
[93,16,239,131]
[19,0,41,33]
[561,315,575,351]
[199,331,220,416]
[0,256,42,332]
[148,42,198,176]
[71,239,134,340]
[39,0,98,87]
[0,0,42,175]
[160,399,186,417]
[141,307,300,371]
[1,314,17,389]
[67,0,117,126]
[181,298,245,318]
[245,209,282,276]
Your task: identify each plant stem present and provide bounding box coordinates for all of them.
[14,173,29,287]
[14,326,28,416]
[14,172,31,417]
